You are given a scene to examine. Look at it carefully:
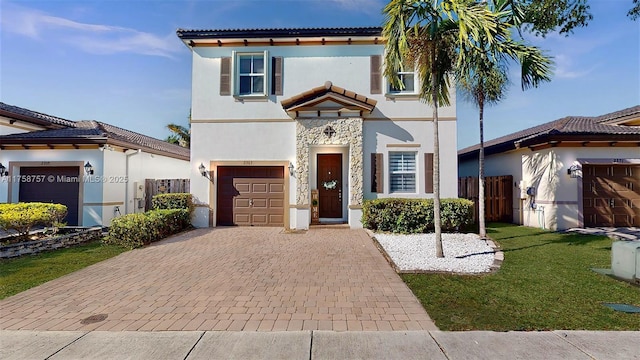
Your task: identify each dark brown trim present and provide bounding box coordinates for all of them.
[271,56,283,96]
[220,57,231,96]
[370,55,382,94]
[424,153,434,193]
[371,153,383,193]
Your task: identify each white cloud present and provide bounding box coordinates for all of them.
[0,3,181,58]
[329,0,384,15]
[553,54,597,79]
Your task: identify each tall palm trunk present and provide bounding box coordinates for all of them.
[431,44,443,258]
[478,93,486,239]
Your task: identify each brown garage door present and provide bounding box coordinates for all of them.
[217,166,284,226]
[19,166,80,226]
[583,164,640,227]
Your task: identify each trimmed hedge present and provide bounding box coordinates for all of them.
[362,198,474,233]
[105,209,190,249]
[152,193,194,214]
[0,203,68,239]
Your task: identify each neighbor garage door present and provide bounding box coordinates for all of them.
[19,166,80,226]
[217,166,284,226]
[583,164,640,227]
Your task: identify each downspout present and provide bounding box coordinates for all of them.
[124,149,142,214]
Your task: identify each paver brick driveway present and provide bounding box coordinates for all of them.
[0,227,436,331]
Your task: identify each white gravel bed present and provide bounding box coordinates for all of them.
[374,233,496,273]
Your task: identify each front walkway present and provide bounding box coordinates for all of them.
[0,227,436,331]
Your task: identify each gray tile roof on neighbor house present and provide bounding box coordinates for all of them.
[0,103,190,160]
[0,102,77,128]
[458,105,640,161]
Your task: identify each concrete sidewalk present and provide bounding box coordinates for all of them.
[1,330,638,360]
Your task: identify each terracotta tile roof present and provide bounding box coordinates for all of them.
[0,102,77,128]
[281,81,377,113]
[177,27,382,40]
[458,105,640,159]
[0,103,189,160]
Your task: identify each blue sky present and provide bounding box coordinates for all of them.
[1,0,638,149]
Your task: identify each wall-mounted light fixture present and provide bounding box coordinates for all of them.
[84,161,94,175]
[0,163,8,177]
[567,163,581,178]
[199,163,207,177]
[288,162,295,176]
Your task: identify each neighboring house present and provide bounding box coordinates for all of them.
[458,106,640,230]
[177,27,458,229]
[0,102,190,227]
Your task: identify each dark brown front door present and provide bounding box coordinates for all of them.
[317,154,342,218]
[583,164,640,227]
[19,166,80,226]
[217,166,285,226]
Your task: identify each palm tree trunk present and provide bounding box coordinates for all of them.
[478,95,486,239]
[431,46,443,258]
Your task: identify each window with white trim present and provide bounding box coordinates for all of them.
[235,52,267,96]
[389,152,416,193]
[388,65,417,94]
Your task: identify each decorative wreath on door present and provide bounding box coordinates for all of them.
[322,180,338,190]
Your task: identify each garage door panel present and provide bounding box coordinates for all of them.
[19,167,80,226]
[234,214,250,225]
[252,199,267,208]
[269,183,284,193]
[583,164,640,227]
[235,183,251,193]
[235,198,251,208]
[252,183,268,193]
[252,214,268,225]
[217,166,284,226]
[269,214,284,223]
[269,199,284,208]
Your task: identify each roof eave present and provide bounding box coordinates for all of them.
[0,110,68,130]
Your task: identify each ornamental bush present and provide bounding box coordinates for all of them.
[105,208,190,249]
[362,198,473,233]
[0,202,68,239]
[152,193,194,215]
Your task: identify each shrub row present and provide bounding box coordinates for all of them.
[105,193,193,249]
[0,203,68,239]
[104,209,190,249]
[152,193,194,215]
[362,198,474,233]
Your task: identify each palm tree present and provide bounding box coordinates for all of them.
[457,0,553,239]
[383,0,502,257]
[166,123,190,148]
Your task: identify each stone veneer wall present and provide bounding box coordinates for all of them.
[295,118,363,206]
[0,227,103,258]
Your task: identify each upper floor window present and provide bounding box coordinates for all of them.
[389,151,416,193]
[389,66,417,94]
[236,52,266,96]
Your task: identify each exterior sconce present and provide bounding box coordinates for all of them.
[199,163,207,177]
[0,163,8,177]
[288,162,295,176]
[84,161,94,175]
[567,164,580,178]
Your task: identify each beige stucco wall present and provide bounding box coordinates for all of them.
[460,146,640,230]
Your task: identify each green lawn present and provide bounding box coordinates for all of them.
[403,223,640,331]
[0,241,127,300]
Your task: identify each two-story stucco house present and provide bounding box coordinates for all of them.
[177,27,458,230]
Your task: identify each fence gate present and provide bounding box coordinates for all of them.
[459,175,513,223]
[145,179,190,211]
